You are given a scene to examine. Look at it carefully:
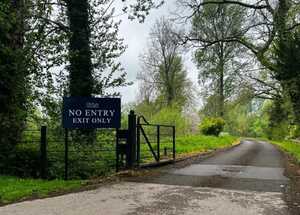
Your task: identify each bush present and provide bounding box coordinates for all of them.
[14,144,41,178]
[199,117,225,136]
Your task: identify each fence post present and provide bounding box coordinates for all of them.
[116,128,119,172]
[40,126,47,179]
[127,110,137,168]
[157,125,160,162]
[64,129,69,180]
[136,123,140,166]
[172,126,176,161]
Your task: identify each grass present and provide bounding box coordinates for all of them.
[175,134,239,156]
[270,140,300,163]
[139,134,239,161]
[0,175,83,204]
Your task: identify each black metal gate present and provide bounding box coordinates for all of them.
[116,111,176,171]
[137,115,175,166]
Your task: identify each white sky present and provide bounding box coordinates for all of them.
[115,0,198,104]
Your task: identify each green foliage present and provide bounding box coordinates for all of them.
[175,134,237,154]
[192,3,245,117]
[0,175,82,204]
[139,134,238,163]
[265,98,290,140]
[0,0,28,170]
[274,30,300,125]
[138,18,193,108]
[3,128,116,179]
[288,125,300,139]
[271,140,300,163]
[13,144,41,178]
[150,106,192,136]
[156,55,193,107]
[199,117,225,136]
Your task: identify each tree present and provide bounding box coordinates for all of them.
[0,0,28,170]
[274,30,300,124]
[178,0,300,123]
[138,17,193,108]
[67,0,93,97]
[191,3,245,117]
[30,0,164,119]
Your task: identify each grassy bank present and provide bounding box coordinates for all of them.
[140,134,239,161]
[0,176,83,204]
[271,140,300,163]
[175,134,239,157]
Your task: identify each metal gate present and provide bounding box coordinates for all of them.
[116,111,176,171]
[137,115,175,166]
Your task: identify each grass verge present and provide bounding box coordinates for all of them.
[139,134,239,162]
[0,175,83,204]
[175,134,239,157]
[270,140,300,163]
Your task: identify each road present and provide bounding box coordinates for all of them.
[0,140,293,215]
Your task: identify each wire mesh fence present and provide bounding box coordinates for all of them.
[15,116,175,179]
[18,128,117,179]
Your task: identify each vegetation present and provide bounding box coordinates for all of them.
[138,17,193,108]
[192,3,245,117]
[271,140,300,163]
[139,133,238,162]
[199,117,225,136]
[0,0,28,173]
[0,175,82,204]
[0,0,163,177]
[175,134,238,155]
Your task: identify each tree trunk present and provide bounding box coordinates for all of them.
[67,0,93,96]
[219,64,224,117]
[66,0,95,143]
[218,44,225,117]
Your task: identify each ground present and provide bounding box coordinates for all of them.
[0,139,300,214]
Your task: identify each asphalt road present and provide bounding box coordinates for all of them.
[0,140,293,215]
[129,139,290,192]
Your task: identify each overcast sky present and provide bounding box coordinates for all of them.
[115,0,198,104]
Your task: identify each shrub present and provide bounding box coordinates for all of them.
[13,144,41,178]
[199,117,225,136]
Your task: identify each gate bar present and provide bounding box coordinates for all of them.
[140,126,159,162]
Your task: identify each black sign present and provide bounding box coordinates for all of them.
[63,97,121,129]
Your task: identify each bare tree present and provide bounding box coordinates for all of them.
[138,17,193,107]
